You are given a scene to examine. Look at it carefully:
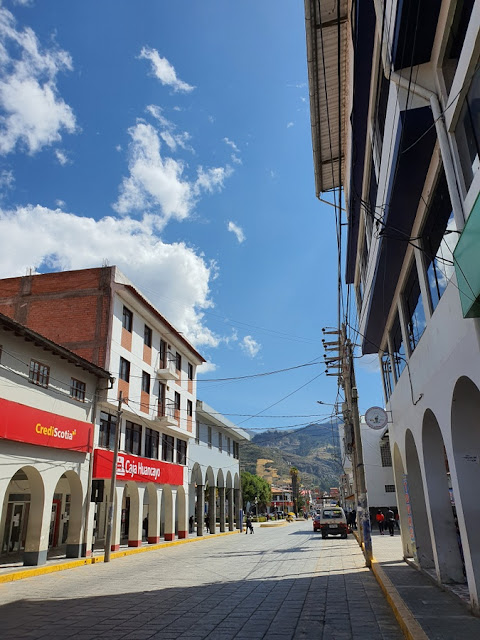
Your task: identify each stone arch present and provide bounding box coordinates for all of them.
[405,429,434,569]
[1,465,45,565]
[392,443,413,559]
[451,376,480,609]
[422,409,465,583]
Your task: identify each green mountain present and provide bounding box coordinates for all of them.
[240,422,343,491]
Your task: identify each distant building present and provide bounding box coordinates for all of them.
[270,487,293,513]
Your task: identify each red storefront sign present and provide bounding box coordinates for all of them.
[93,449,184,486]
[0,397,93,452]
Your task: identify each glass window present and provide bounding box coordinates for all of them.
[162,434,174,462]
[403,261,426,353]
[122,306,133,332]
[125,421,142,455]
[99,411,117,449]
[70,378,86,402]
[174,391,180,411]
[227,437,231,455]
[380,441,393,467]
[119,357,130,382]
[187,399,193,417]
[421,169,457,311]
[195,421,200,445]
[145,428,159,459]
[175,352,182,373]
[442,0,475,93]
[208,426,212,449]
[144,324,152,347]
[177,439,187,465]
[219,432,223,453]
[29,360,49,388]
[390,312,406,380]
[142,371,151,394]
[381,352,394,401]
[455,66,480,192]
[188,362,193,380]
[374,58,390,155]
[159,340,167,368]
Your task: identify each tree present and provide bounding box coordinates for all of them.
[290,467,300,514]
[241,471,271,512]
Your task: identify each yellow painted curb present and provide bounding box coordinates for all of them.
[0,530,239,584]
[371,556,429,640]
[260,522,287,528]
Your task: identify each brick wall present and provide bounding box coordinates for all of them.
[0,267,113,367]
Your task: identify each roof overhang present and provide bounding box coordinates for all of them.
[196,400,251,442]
[305,0,348,194]
[362,106,436,353]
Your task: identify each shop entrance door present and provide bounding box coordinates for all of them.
[2,501,29,555]
[49,499,62,548]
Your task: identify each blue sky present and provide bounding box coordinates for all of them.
[0,0,385,433]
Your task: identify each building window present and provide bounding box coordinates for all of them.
[374,56,390,155]
[403,260,426,354]
[158,382,166,416]
[29,360,49,388]
[122,306,133,332]
[159,339,167,368]
[125,421,142,455]
[145,427,159,459]
[70,378,86,402]
[99,411,117,449]
[175,352,182,373]
[233,441,239,459]
[174,391,180,418]
[390,312,406,380]
[162,434,175,462]
[208,426,212,449]
[442,0,475,93]
[218,432,223,453]
[385,485,396,493]
[142,371,151,394]
[421,169,456,312]
[227,437,231,455]
[119,357,130,382]
[144,324,152,347]
[380,441,393,467]
[177,439,187,465]
[381,352,394,401]
[187,399,193,417]
[195,421,200,445]
[455,66,480,192]
[188,362,193,381]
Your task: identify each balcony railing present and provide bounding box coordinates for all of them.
[157,399,178,424]
[155,352,178,380]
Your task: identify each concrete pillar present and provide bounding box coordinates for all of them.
[111,485,123,552]
[209,485,216,534]
[128,486,144,547]
[148,487,162,543]
[218,487,226,533]
[177,488,188,539]
[23,486,53,566]
[235,488,241,530]
[196,484,205,536]
[164,488,177,541]
[228,488,235,531]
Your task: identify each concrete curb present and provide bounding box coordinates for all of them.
[0,530,240,584]
[260,521,287,528]
[352,530,428,640]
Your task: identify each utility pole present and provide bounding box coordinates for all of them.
[104,391,123,563]
[322,324,372,567]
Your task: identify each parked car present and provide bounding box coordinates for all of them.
[314,506,348,539]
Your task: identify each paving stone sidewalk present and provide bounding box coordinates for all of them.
[370,529,480,639]
[0,521,402,639]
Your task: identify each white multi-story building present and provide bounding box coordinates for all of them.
[189,401,250,535]
[305,0,480,610]
[0,313,110,565]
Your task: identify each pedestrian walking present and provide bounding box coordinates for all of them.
[205,514,210,533]
[386,509,395,536]
[246,515,254,534]
[375,510,385,535]
[189,515,194,533]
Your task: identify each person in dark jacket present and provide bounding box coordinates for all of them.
[386,509,395,536]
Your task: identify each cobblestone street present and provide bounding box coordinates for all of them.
[0,521,402,639]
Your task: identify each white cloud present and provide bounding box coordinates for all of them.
[197,361,217,375]
[0,168,14,192]
[146,105,192,152]
[227,221,245,244]
[55,198,65,207]
[0,204,221,348]
[115,144,122,152]
[139,47,194,93]
[114,121,231,227]
[0,6,76,155]
[287,122,294,128]
[223,137,239,153]
[13,0,34,6]
[241,335,261,358]
[55,149,68,165]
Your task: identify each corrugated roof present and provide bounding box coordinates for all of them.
[305,0,348,195]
